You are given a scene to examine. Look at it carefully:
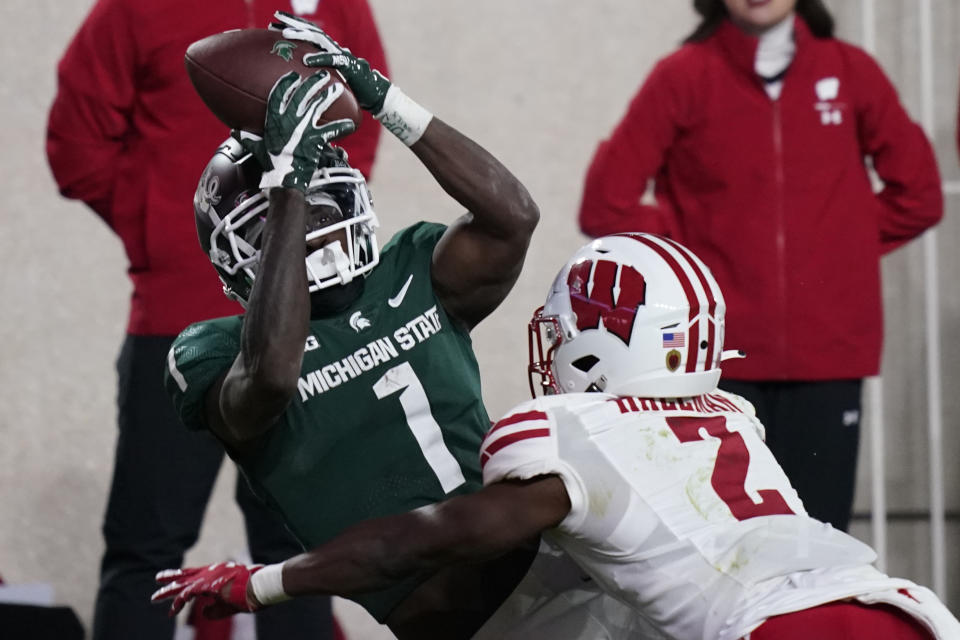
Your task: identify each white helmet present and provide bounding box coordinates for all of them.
[528,233,742,398]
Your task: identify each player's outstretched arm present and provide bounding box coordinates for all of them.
[282,476,568,598]
[409,119,539,329]
[153,476,569,617]
[207,187,310,450]
[207,75,355,450]
[277,12,540,329]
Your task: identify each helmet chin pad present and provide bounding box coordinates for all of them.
[306,240,353,287]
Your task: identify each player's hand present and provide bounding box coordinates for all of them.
[238,70,356,192]
[151,562,263,618]
[272,11,391,113]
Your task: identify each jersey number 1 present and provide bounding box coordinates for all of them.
[373,362,466,493]
[666,416,794,520]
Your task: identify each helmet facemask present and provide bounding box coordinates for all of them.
[206,190,269,305]
[301,165,379,292]
[195,139,379,308]
[528,306,564,397]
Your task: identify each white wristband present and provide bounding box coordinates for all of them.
[250,563,292,606]
[375,85,434,146]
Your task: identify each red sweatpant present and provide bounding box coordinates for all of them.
[748,601,933,640]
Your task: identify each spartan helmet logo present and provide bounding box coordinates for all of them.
[270,40,297,62]
[567,259,646,345]
[349,311,371,333]
[196,167,222,215]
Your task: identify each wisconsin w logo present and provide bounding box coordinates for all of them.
[349,311,371,333]
[567,260,646,345]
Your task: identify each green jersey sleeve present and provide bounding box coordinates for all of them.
[380,220,446,259]
[164,317,243,432]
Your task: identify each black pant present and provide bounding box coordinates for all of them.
[92,335,333,640]
[718,379,862,532]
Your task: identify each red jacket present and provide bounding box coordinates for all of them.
[47,0,388,335]
[579,18,942,380]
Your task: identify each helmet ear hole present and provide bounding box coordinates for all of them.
[572,355,600,372]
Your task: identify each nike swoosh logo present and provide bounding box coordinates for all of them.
[388,274,414,308]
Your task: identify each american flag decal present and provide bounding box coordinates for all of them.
[662,332,685,348]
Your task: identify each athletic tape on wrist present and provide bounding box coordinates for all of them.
[375,86,433,146]
[250,563,291,606]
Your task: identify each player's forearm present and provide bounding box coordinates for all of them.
[411,118,539,239]
[240,188,310,396]
[275,503,524,602]
[276,508,475,601]
[270,481,568,601]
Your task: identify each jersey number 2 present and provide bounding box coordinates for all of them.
[373,362,466,493]
[666,417,794,520]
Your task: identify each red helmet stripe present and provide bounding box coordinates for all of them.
[622,234,701,373]
[658,236,719,370]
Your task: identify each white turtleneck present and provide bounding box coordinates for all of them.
[755,14,796,100]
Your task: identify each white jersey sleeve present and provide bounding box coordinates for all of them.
[481,397,594,532]
[481,398,564,483]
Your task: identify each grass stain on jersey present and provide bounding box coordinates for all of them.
[588,486,615,518]
[713,544,752,576]
[686,466,722,521]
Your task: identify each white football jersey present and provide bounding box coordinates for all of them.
[481,391,960,640]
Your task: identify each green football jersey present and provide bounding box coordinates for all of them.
[165,222,490,620]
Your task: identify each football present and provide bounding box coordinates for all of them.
[185,28,361,135]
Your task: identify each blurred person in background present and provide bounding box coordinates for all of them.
[578,0,943,532]
[45,1,387,638]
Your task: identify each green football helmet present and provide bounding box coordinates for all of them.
[193,136,379,306]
